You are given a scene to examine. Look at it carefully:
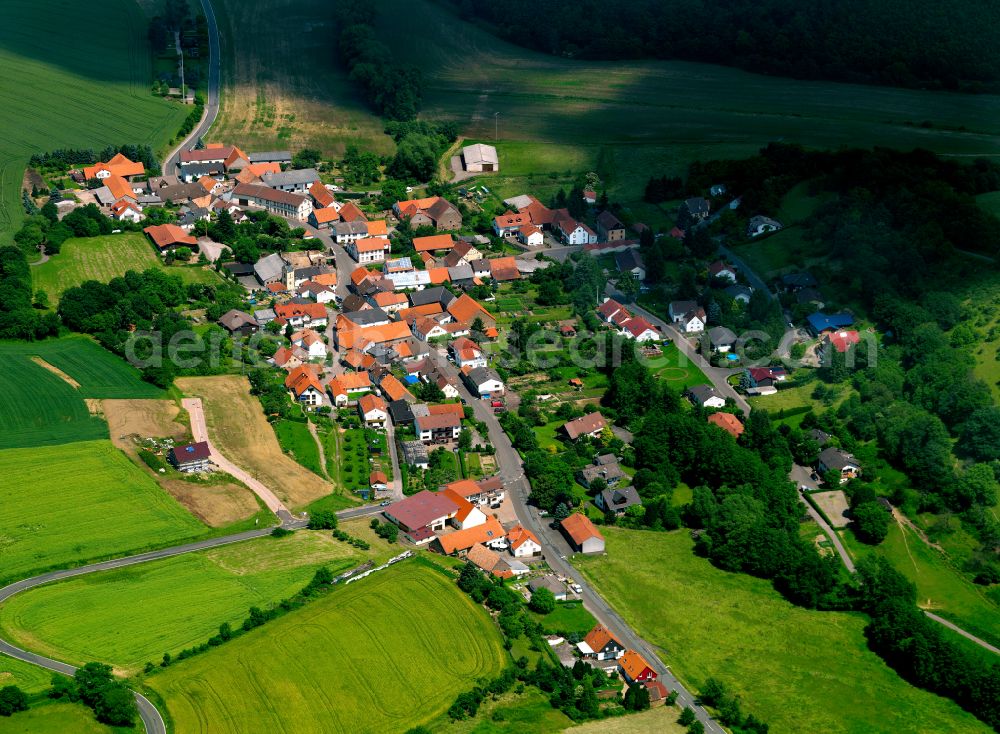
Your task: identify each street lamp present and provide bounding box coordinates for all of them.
[494,112,500,141]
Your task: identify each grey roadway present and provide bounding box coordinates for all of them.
[161,0,221,176]
[0,497,385,734]
[429,353,725,733]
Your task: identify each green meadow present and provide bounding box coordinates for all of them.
[576,527,990,734]
[0,0,187,244]
[149,560,507,733]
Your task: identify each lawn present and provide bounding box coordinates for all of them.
[273,419,324,476]
[576,528,991,734]
[642,341,711,391]
[731,225,828,279]
[1,336,163,399]
[376,0,1000,203]
[425,688,575,734]
[0,703,114,734]
[0,440,207,583]
[0,530,385,674]
[841,522,1000,650]
[529,600,597,637]
[148,559,507,733]
[0,0,187,244]
[0,349,108,449]
[31,233,219,300]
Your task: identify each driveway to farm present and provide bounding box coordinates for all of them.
[429,355,725,733]
[162,0,221,175]
[182,397,295,523]
[790,464,855,572]
[605,283,752,416]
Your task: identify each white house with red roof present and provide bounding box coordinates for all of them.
[619,316,660,342]
[449,337,487,369]
[507,525,541,558]
[707,260,737,282]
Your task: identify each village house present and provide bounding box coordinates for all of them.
[507,524,541,558]
[110,200,144,223]
[357,393,388,428]
[413,234,455,254]
[577,625,626,661]
[744,366,788,389]
[596,210,626,241]
[687,384,727,409]
[346,237,391,264]
[290,328,327,360]
[517,224,544,247]
[619,650,658,684]
[822,329,861,356]
[466,543,522,579]
[619,316,660,342]
[493,211,531,238]
[807,311,855,335]
[489,256,520,282]
[232,183,312,220]
[440,489,488,530]
[262,168,320,193]
[168,441,212,472]
[309,207,341,229]
[437,515,507,556]
[218,309,259,337]
[747,215,783,237]
[562,412,607,441]
[577,458,626,489]
[707,412,745,439]
[708,260,737,282]
[462,366,505,398]
[271,346,303,371]
[683,197,710,222]
[707,326,737,353]
[818,447,862,483]
[369,470,388,493]
[552,209,598,245]
[449,337,487,369]
[415,413,461,444]
[560,513,606,554]
[274,302,328,329]
[443,476,506,508]
[83,153,145,181]
[393,196,462,230]
[529,575,568,601]
[725,284,753,304]
[615,249,645,280]
[668,301,706,333]
[285,366,325,409]
[595,486,642,515]
[143,223,197,253]
[384,489,459,538]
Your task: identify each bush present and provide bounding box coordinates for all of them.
[0,686,28,716]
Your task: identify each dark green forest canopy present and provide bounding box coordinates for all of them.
[447,0,1000,92]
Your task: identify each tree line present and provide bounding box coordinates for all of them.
[445,0,1000,92]
[333,0,422,121]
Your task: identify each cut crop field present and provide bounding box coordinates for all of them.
[376,0,1000,203]
[177,375,331,507]
[210,0,394,158]
[576,528,991,734]
[0,530,386,674]
[0,440,206,583]
[0,0,187,245]
[31,233,220,300]
[0,703,113,734]
[148,559,507,733]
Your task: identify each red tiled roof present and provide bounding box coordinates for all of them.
[386,489,458,530]
[413,234,454,253]
[143,223,196,249]
[707,412,744,438]
[561,513,604,545]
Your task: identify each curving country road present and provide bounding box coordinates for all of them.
[161,0,221,176]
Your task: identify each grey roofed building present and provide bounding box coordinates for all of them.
[595,453,618,466]
[528,575,568,600]
[253,308,277,324]
[93,186,116,205]
[137,194,162,206]
[724,284,753,302]
[708,326,737,349]
[578,461,626,488]
[343,307,390,327]
[614,248,644,273]
[295,265,334,281]
[808,429,832,446]
[781,271,818,290]
[341,294,369,312]
[410,286,456,309]
[180,161,224,178]
[818,446,858,472]
[223,262,255,277]
[796,287,825,306]
[400,440,429,467]
[687,384,723,405]
[410,403,430,418]
[466,366,502,386]
[448,263,474,282]
[218,309,258,334]
[334,220,368,237]
[597,486,642,514]
[388,399,415,425]
[248,151,292,164]
[261,168,320,191]
[158,182,210,203]
[254,253,286,284]
[684,197,710,216]
[503,194,535,210]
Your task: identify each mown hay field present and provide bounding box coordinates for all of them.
[31,234,219,301]
[0,530,387,674]
[149,560,507,734]
[0,440,206,583]
[0,0,187,244]
[576,528,991,734]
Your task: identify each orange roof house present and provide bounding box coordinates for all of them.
[560,513,605,553]
[83,153,144,180]
[143,223,196,251]
[619,650,658,683]
[309,181,335,208]
[507,525,540,555]
[246,162,281,177]
[339,371,372,391]
[380,373,414,402]
[707,412,744,438]
[336,321,412,350]
[428,267,451,284]
[447,294,494,326]
[338,201,367,222]
[581,625,625,660]
[465,543,512,578]
[413,234,455,253]
[489,256,520,281]
[366,220,388,236]
[104,175,136,203]
[428,403,464,419]
[284,365,324,398]
[437,516,506,555]
[311,207,340,224]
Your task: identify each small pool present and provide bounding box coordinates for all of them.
[726,353,740,362]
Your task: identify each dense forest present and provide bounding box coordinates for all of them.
[447,0,1000,91]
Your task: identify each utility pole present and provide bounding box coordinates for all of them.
[494,112,500,141]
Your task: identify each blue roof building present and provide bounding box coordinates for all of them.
[807,312,854,334]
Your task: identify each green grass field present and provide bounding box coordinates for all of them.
[1,337,163,399]
[642,342,711,391]
[0,440,206,583]
[841,523,1000,650]
[374,0,1000,203]
[0,0,187,244]
[0,530,385,673]
[0,349,109,449]
[0,703,114,734]
[530,600,597,637]
[273,419,324,476]
[148,560,507,733]
[31,233,220,300]
[576,528,990,734]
